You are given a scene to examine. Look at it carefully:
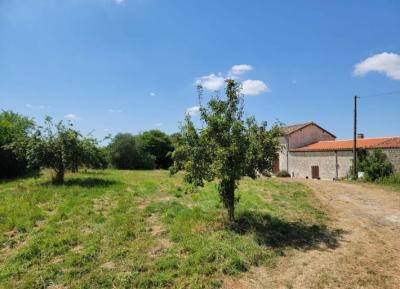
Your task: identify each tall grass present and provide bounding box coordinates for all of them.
[0,170,339,289]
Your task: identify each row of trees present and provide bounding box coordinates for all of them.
[0,111,178,183]
[108,130,175,170]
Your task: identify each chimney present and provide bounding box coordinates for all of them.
[357,133,364,139]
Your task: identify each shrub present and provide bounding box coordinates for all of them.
[277,170,290,178]
[108,133,155,170]
[138,130,174,169]
[0,111,35,178]
[358,149,394,181]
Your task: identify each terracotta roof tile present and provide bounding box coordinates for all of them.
[291,137,400,152]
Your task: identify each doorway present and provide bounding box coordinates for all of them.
[311,166,319,179]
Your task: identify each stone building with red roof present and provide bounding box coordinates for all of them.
[275,122,400,180]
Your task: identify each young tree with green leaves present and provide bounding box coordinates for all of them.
[23,117,89,183]
[171,80,281,221]
[358,149,394,181]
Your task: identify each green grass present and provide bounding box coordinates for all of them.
[0,170,339,289]
[376,172,400,191]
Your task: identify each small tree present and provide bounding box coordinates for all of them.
[359,149,394,181]
[25,117,84,183]
[171,80,281,221]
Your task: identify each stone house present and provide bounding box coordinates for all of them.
[274,122,400,180]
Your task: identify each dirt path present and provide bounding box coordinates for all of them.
[223,180,400,289]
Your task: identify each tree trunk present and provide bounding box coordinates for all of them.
[219,178,236,222]
[53,168,65,184]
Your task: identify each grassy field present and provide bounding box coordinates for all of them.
[0,170,338,289]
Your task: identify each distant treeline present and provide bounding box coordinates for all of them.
[0,110,178,182]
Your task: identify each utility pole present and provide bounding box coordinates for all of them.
[353,95,359,179]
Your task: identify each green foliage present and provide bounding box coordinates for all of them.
[277,170,290,178]
[139,130,174,169]
[376,172,400,191]
[171,80,281,221]
[18,117,105,183]
[108,133,155,170]
[0,111,35,178]
[358,149,394,181]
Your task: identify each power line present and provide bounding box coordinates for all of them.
[360,90,400,99]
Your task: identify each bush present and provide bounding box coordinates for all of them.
[108,133,155,170]
[359,149,394,181]
[276,170,290,178]
[139,130,174,169]
[377,172,400,185]
[0,111,35,178]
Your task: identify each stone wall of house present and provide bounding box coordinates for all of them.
[289,151,336,180]
[287,149,400,181]
[278,124,336,173]
[278,137,288,172]
[288,124,335,149]
[336,151,353,178]
[288,150,353,180]
[383,149,400,172]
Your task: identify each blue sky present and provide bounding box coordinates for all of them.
[1,0,400,141]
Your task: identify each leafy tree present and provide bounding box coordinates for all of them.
[358,149,394,181]
[108,133,154,170]
[169,132,182,149]
[139,130,174,169]
[78,137,109,170]
[23,117,86,183]
[171,80,281,221]
[0,111,35,178]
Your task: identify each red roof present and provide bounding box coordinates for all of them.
[291,137,400,152]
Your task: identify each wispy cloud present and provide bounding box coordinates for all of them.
[107,108,123,113]
[353,52,400,80]
[228,64,253,77]
[150,92,156,96]
[64,114,80,120]
[186,106,200,116]
[196,64,269,95]
[115,0,125,6]
[154,122,163,127]
[25,104,47,110]
[292,79,297,85]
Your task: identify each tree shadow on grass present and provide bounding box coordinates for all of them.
[43,177,119,188]
[230,211,345,250]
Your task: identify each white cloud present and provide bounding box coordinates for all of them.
[196,74,225,90]
[242,80,269,95]
[196,64,270,95]
[150,92,156,96]
[107,109,122,113]
[115,0,125,5]
[353,52,400,80]
[228,64,253,77]
[64,114,80,120]
[154,122,163,127]
[186,106,200,116]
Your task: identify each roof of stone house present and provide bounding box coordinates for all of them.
[291,136,400,152]
[281,122,336,138]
